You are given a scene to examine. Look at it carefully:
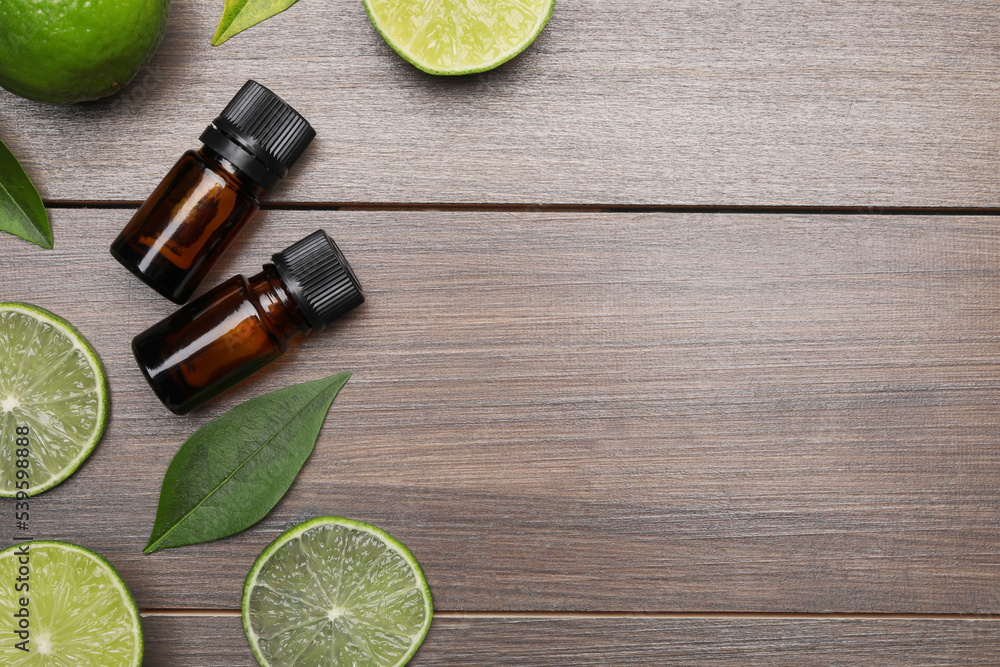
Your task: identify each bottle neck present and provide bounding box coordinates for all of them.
[199,124,282,191]
[248,264,313,341]
[198,146,267,198]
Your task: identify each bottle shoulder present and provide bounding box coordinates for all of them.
[187,148,264,201]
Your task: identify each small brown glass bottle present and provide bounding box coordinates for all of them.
[110,80,316,304]
[132,230,364,415]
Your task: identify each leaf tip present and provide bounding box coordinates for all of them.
[0,141,52,249]
[211,19,230,46]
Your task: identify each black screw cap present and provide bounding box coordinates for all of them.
[200,80,316,190]
[272,230,365,331]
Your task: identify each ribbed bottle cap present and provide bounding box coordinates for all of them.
[272,231,365,331]
[199,80,315,190]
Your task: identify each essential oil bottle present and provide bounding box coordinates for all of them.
[132,230,364,415]
[110,80,316,304]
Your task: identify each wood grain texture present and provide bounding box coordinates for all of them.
[143,615,1000,666]
[1,1,999,205]
[2,209,1000,613]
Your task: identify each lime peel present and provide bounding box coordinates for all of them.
[0,0,169,104]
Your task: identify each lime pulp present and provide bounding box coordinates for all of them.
[0,303,108,497]
[243,517,433,667]
[0,541,143,665]
[363,0,555,75]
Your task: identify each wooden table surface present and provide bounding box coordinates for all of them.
[2,1,1000,664]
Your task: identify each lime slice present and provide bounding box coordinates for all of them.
[0,540,143,665]
[243,517,433,667]
[363,0,555,75]
[0,303,108,497]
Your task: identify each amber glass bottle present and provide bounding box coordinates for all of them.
[110,80,315,304]
[132,230,364,415]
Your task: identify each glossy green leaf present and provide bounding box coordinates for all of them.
[0,140,51,249]
[145,372,352,553]
[212,0,300,45]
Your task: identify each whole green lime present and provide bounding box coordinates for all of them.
[0,0,170,104]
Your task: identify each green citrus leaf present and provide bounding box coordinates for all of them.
[0,140,51,249]
[144,372,352,553]
[212,0,300,46]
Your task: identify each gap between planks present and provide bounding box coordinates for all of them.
[140,610,1000,620]
[41,201,1000,215]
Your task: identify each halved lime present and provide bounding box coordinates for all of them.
[363,0,555,75]
[0,540,143,665]
[243,517,433,667]
[0,303,108,497]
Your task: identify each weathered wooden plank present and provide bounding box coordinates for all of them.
[2,210,1000,612]
[143,615,1000,666]
[1,1,998,205]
